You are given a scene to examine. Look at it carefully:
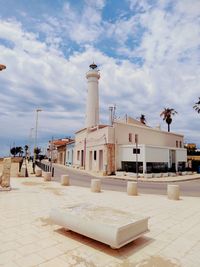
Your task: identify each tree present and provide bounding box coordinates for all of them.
[10,147,17,157]
[16,146,23,157]
[193,97,200,113]
[160,108,177,132]
[34,147,41,159]
[139,114,146,125]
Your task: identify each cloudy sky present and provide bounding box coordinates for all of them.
[0,0,199,156]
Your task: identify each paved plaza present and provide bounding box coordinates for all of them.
[0,175,200,267]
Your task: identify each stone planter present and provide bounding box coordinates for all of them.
[127,172,137,178]
[91,179,101,192]
[144,173,153,178]
[127,181,138,196]
[116,171,126,176]
[182,171,187,176]
[168,172,176,177]
[61,175,70,186]
[167,184,180,200]
[153,173,161,178]
[161,173,169,177]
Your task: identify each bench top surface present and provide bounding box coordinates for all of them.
[58,203,148,227]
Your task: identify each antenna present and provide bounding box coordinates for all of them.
[109,104,116,126]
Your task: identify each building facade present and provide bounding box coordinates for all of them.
[66,141,75,166]
[73,64,187,175]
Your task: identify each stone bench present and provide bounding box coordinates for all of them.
[50,203,149,249]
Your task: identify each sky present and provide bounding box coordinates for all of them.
[0,0,199,156]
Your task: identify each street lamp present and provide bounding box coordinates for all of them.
[33,108,42,173]
[29,127,34,158]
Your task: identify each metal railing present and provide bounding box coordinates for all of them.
[35,161,54,177]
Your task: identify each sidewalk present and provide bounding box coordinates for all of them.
[0,175,200,267]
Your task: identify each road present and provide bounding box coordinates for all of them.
[48,163,200,197]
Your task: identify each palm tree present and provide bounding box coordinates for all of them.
[160,108,177,132]
[193,97,200,113]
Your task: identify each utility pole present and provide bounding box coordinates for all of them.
[135,134,139,181]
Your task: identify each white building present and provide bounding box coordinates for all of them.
[73,64,187,175]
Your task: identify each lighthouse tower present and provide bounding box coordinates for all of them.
[85,63,100,128]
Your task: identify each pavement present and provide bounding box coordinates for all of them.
[0,164,200,267]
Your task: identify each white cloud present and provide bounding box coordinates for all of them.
[0,0,199,156]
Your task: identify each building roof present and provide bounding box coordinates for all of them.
[52,139,74,147]
[116,116,148,127]
[115,118,184,137]
[75,124,109,134]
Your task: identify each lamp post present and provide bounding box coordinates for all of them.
[33,109,42,173]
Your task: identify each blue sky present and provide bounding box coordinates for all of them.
[0,0,200,156]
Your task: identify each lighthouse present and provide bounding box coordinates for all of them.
[85,63,100,128]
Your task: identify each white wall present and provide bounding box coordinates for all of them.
[114,122,184,148]
[176,149,187,162]
[74,126,114,171]
[145,146,169,163]
[118,145,144,162]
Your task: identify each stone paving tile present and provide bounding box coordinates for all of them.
[38,257,70,267]
[0,177,200,267]
[16,243,41,256]
[14,253,45,267]
[38,246,64,261]
[1,261,19,267]
[0,249,22,265]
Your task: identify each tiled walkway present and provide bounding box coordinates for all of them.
[0,177,200,267]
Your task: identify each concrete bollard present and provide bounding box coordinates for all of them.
[61,175,70,186]
[35,169,42,177]
[167,184,180,200]
[20,167,27,177]
[91,179,101,193]
[127,181,138,196]
[43,172,52,181]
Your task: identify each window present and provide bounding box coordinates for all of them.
[94,150,97,160]
[179,141,182,148]
[176,141,178,148]
[133,148,140,154]
[77,150,80,160]
[128,133,132,142]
